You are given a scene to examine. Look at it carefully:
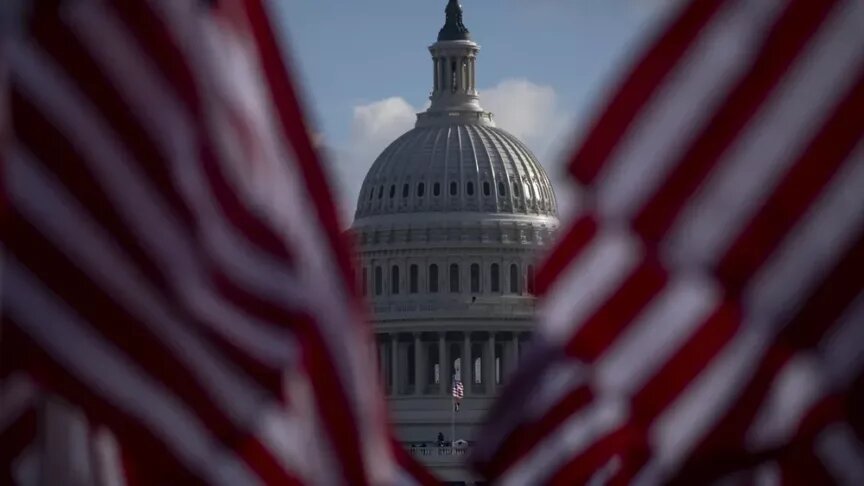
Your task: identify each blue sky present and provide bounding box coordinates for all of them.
[273,1,673,221]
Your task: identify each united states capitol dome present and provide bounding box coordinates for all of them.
[353,5,556,222]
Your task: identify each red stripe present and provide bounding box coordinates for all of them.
[4,217,248,451]
[390,437,442,486]
[548,424,648,486]
[717,69,864,293]
[241,0,359,299]
[565,257,667,362]
[0,325,205,484]
[535,215,597,296]
[481,385,594,480]
[238,436,304,486]
[0,407,37,483]
[12,92,283,394]
[569,0,726,183]
[632,0,839,243]
[632,300,742,422]
[30,13,195,229]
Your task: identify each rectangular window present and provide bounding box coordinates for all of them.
[391,265,400,295]
[375,267,383,296]
[450,264,460,293]
[410,264,419,293]
[429,264,439,293]
[490,264,500,292]
[470,263,480,293]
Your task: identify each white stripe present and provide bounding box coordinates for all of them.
[500,399,627,486]
[819,293,864,387]
[817,424,864,485]
[746,354,823,450]
[66,7,303,367]
[4,260,260,486]
[596,273,719,396]
[92,427,127,486]
[7,149,268,428]
[666,0,864,267]
[13,36,298,368]
[746,142,864,324]
[539,227,642,342]
[596,0,786,220]
[0,373,35,431]
[753,463,781,486]
[648,324,769,476]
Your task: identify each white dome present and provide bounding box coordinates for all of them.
[354,122,557,220]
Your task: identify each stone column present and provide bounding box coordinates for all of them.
[439,333,447,395]
[414,333,423,396]
[470,57,476,92]
[506,334,518,380]
[390,333,399,396]
[433,58,439,92]
[487,332,496,395]
[462,332,472,395]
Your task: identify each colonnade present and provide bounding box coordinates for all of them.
[432,55,476,95]
[376,331,529,396]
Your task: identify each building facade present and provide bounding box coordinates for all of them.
[350,1,559,482]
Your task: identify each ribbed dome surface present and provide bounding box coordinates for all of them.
[355,124,557,219]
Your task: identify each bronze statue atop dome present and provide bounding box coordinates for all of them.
[438,0,471,41]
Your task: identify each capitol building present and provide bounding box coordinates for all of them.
[350,1,559,482]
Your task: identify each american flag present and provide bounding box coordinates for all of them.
[452,380,464,400]
[0,0,435,484]
[474,0,864,484]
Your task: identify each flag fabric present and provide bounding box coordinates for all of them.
[474,0,864,484]
[0,0,434,484]
[452,380,464,412]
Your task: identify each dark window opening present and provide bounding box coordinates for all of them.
[362,267,368,296]
[483,182,491,196]
[410,265,419,294]
[375,267,383,295]
[498,182,506,196]
[418,182,425,197]
[450,181,457,196]
[467,182,474,196]
[391,265,400,294]
[429,264,439,293]
[513,182,520,197]
[449,264,460,293]
[527,265,536,294]
[470,263,480,293]
[389,185,396,199]
[402,184,409,198]
[433,182,441,196]
[368,189,374,201]
[509,264,519,293]
[490,264,500,292]
[378,186,383,199]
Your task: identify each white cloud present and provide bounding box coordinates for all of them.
[328,79,584,226]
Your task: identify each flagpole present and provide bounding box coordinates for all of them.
[450,375,455,449]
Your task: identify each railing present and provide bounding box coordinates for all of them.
[405,443,471,458]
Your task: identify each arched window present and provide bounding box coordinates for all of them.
[429,264,439,293]
[490,263,500,292]
[362,267,368,296]
[433,182,441,196]
[512,182,520,197]
[498,182,506,196]
[378,185,384,199]
[449,264,460,293]
[391,265,400,294]
[527,265,536,294]
[410,264,419,294]
[483,181,491,196]
[450,181,457,196]
[418,182,425,197]
[470,263,480,293]
[389,185,396,199]
[402,183,409,198]
[375,267,383,296]
[509,264,519,293]
[467,182,474,196]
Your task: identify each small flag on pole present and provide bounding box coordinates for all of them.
[452,380,464,412]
